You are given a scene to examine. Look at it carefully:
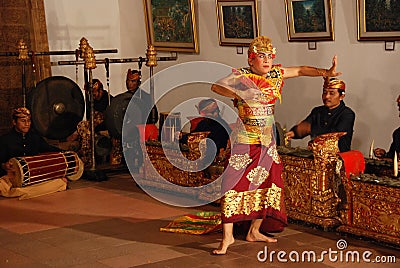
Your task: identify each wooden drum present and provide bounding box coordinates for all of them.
[9,151,84,187]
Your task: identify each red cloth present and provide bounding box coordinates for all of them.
[337,150,365,178]
[188,117,204,132]
[137,124,158,142]
[221,144,287,230]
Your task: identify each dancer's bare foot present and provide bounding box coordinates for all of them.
[212,237,235,255]
[246,231,277,243]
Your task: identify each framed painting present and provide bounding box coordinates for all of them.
[143,0,199,53]
[357,0,400,41]
[285,0,334,42]
[216,0,259,46]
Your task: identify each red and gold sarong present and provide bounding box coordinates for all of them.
[220,143,287,231]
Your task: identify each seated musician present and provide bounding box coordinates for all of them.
[125,69,158,124]
[181,98,232,161]
[84,78,113,131]
[77,79,113,167]
[0,107,61,177]
[285,77,355,152]
[374,95,400,160]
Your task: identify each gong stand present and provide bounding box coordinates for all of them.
[18,40,29,107]
[0,38,118,108]
[54,45,178,124]
[53,42,177,179]
[83,45,99,175]
[105,58,111,105]
[145,45,158,123]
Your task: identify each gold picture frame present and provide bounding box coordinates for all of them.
[285,0,334,42]
[216,0,259,46]
[143,0,199,53]
[357,0,400,41]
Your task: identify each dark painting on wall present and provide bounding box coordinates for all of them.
[285,0,334,41]
[216,0,259,46]
[358,0,400,40]
[292,0,327,33]
[365,0,400,32]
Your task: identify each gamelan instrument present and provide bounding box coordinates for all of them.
[9,151,84,187]
[28,76,85,140]
[104,93,148,138]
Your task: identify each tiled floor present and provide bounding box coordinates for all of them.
[0,171,399,267]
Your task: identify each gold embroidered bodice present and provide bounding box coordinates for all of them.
[235,66,284,145]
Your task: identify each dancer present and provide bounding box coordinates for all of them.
[211,36,342,254]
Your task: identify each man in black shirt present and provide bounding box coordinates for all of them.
[125,69,158,124]
[84,78,113,131]
[180,98,232,161]
[0,107,60,176]
[285,78,355,152]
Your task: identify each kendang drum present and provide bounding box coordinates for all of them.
[9,151,84,187]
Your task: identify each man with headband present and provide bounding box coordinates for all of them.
[195,99,231,154]
[85,79,112,119]
[83,78,113,131]
[181,98,231,160]
[125,69,158,124]
[286,77,355,152]
[0,107,60,177]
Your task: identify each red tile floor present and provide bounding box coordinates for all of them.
[0,171,399,267]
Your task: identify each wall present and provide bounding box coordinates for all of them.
[44,0,400,156]
[0,0,50,134]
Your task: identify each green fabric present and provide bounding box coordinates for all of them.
[160,211,222,235]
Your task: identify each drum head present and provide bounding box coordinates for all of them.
[28,76,84,140]
[104,92,147,138]
[9,158,23,187]
[66,156,84,181]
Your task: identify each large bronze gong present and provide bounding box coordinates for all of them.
[104,92,147,139]
[28,76,85,140]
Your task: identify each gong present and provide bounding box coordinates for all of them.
[28,76,85,140]
[104,92,147,139]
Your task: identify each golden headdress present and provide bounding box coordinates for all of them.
[13,107,31,119]
[127,69,140,80]
[323,77,346,91]
[248,36,276,58]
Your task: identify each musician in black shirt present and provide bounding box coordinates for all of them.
[374,95,400,159]
[0,107,60,176]
[286,78,355,152]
